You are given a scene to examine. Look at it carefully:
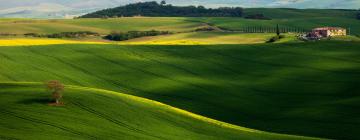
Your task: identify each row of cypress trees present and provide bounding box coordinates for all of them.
[236,26,308,33]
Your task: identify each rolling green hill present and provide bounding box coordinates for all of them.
[1,8,359,37]
[0,41,359,139]
[0,82,315,140]
[0,18,202,34]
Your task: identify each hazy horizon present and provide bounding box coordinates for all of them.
[0,0,359,18]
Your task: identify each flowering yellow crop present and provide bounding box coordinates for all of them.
[0,39,108,47]
[122,40,209,45]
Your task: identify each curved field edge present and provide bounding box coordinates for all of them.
[0,38,109,47]
[0,82,322,140]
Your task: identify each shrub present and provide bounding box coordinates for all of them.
[267,35,285,43]
[194,27,216,32]
[245,14,271,20]
[47,31,99,38]
[24,33,43,37]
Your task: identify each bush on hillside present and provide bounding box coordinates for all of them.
[245,14,271,20]
[357,13,360,20]
[194,27,216,32]
[104,30,171,41]
[24,33,43,37]
[80,1,243,18]
[267,35,285,43]
[47,31,100,38]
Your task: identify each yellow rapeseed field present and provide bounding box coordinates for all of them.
[0,39,108,46]
[121,40,210,45]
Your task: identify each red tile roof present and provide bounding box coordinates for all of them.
[313,27,345,31]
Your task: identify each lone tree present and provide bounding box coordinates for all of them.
[276,24,280,36]
[160,0,166,5]
[46,80,64,105]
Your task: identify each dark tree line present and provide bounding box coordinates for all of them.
[104,30,171,41]
[357,12,360,20]
[24,31,99,38]
[80,1,243,18]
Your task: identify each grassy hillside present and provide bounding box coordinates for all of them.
[0,17,201,34]
[190,9,360,35]
[0,82,315,140]
[0,41,359,139]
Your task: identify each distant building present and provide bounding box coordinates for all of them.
[312,27,347,37]
[305,27,346,40]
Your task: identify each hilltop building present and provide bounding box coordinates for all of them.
[305,27,346,40]
[312,27,346,37]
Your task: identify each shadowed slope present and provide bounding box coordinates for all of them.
[0,42,359,139]
[0,82,316,140]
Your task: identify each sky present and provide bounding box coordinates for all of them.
[0,0,358,18]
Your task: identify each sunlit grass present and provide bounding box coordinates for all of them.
[122,32,289,45]
[0,38,108,46]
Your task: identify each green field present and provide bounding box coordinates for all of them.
[0,41,359,139]
[1,8,360,140]
[1,82,315,140]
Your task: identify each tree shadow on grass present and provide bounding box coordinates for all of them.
[18,98,51,105]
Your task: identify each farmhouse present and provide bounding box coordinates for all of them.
[305,27,347,40]
[311,27,347,37]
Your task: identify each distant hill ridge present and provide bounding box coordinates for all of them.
[80,1,243,18]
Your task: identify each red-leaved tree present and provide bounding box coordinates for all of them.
[46,80,64,105]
